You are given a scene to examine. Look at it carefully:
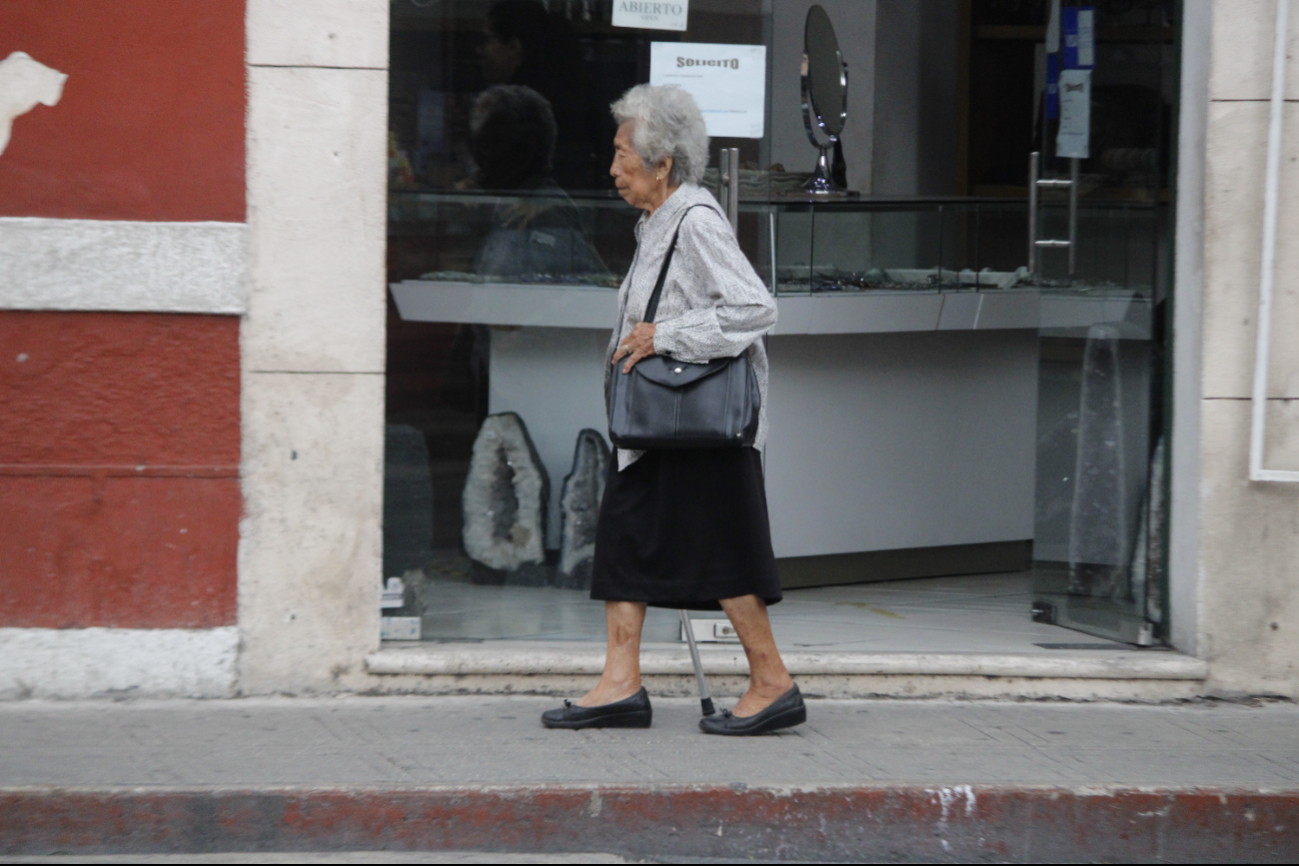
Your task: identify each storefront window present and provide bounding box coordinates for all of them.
[383,0,1179,650]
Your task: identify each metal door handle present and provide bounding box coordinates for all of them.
[1028,151,1079,276]
[719,147,740,233]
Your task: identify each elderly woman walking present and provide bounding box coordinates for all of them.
[542,85,805,735]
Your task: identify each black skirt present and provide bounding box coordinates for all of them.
[589,447,782,611]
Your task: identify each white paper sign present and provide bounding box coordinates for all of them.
[1056,69,1091,159]
[649,42,767,138]
[1075,9,1095,67]
[612,0,689,32]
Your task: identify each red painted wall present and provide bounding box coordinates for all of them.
[0,313,240,628]
[0,0,245,222]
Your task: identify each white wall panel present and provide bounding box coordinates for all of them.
[0,627,237,699]
[1199,101,1299,399]
[245,67,388,373]
[238,371,384,692]
[0,218,247,313]
[765,331,1038,558]
[1208,0,1299,102]
[247,0,389,69]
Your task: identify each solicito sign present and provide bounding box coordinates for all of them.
[649,42,767,138]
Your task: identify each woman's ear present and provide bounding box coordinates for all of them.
[657,156,674,182]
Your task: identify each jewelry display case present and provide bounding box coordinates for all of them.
[390,189,1164,338]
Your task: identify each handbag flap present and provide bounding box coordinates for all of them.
[628,355,734,388]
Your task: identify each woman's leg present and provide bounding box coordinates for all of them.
[720,594,794,717]
[578,600,647,706]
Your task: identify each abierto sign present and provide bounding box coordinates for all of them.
[612,0,689,32]
[649,42,767,138]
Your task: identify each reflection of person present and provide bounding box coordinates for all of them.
[479,0,593,188]
[470,84,554,191]
[468,85,607,279]
[541,86,804,736]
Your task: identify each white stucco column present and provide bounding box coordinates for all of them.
[1198,0,1299,696]
[238,0,390,693]
[1168,0,1211,658]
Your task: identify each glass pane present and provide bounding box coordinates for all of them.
[386,0,769,643]
[1027,1,1176,645]
[382,0,1179,651]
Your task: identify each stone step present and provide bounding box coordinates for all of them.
[366,642,1209,700]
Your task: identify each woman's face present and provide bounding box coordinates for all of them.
[610,122,673,213]
[480,25,523,85]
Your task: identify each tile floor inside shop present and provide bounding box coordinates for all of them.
[414,566,1129,652]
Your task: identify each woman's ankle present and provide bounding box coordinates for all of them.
[579,676,641,706]
[749,674,794,696]
[603,675,642,693]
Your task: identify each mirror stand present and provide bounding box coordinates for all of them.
[798,27,855,197]
[801,142,838,194]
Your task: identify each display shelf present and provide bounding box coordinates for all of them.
[390,280,618,329]
[389,189,1164,305]
[391,280,1151,337]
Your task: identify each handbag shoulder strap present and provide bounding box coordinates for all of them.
[643,203,709,324]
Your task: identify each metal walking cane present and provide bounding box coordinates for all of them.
[669,151,738,721]
[679,609,716,716]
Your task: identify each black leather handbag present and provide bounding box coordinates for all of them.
[607,207,761,450]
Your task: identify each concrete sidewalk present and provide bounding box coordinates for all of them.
[4,695,1298,788]
[2,695,1298,861]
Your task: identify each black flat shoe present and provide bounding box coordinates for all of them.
[541,687,652,729]
[699,685,806,736]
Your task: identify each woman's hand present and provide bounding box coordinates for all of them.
[612,322,657,373]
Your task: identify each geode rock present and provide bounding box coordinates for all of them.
[555,429,610,590]
[382,424,433,579]
[462,412,550,585]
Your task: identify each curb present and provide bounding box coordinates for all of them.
[2,785,1296,862]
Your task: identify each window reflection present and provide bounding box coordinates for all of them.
[383,0,1180,649]
[479,0,596,189]
[467,85,610,281]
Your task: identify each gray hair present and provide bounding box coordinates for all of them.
[611,84,709,185]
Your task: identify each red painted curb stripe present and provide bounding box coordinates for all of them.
[1,785,1296,862]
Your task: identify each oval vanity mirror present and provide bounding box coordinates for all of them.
[805,5,845,137]
[800,4,850,194]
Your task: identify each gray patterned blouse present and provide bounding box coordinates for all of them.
[604,183,777,471]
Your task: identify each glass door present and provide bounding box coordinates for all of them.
[975,0,1181,645]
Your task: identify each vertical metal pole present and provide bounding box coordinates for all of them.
[1028,151,1040,274]
[936,203,945,285]
[1068,157,1080,277]
[725,146,740,233]
[768,209,778,295]
[679,610,716,716]
[718,149,730,225]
